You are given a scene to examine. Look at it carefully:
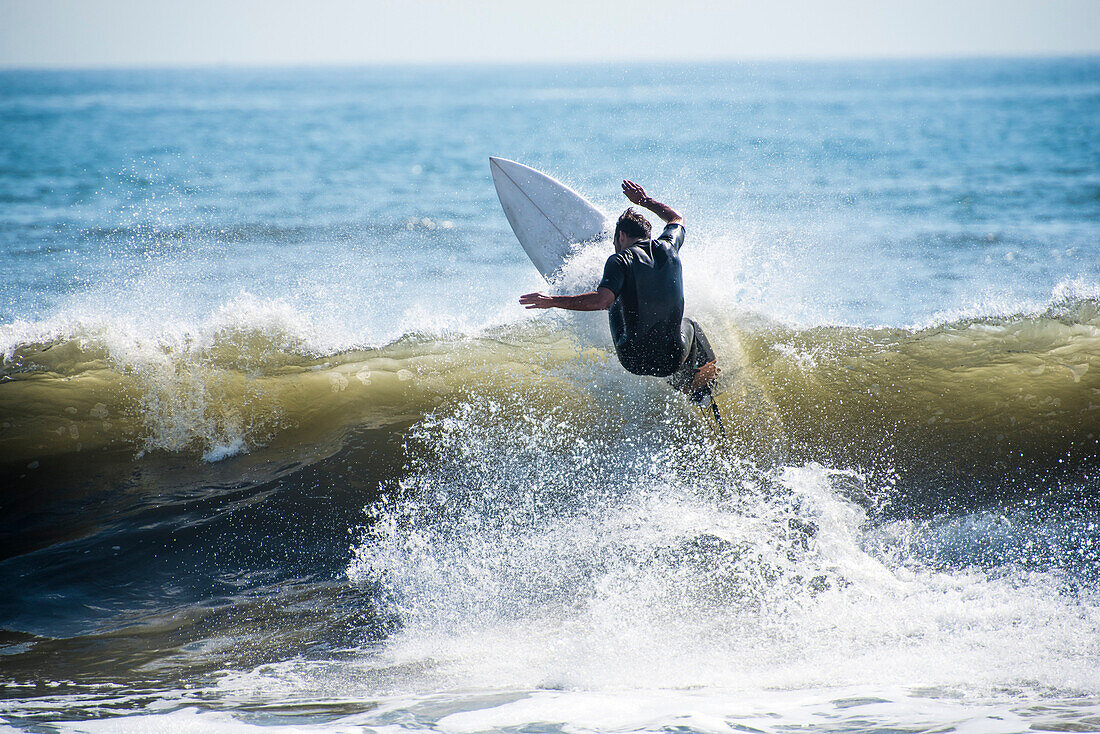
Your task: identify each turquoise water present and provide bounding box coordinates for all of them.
[3,60,1098,330]
[1,58,1099,733]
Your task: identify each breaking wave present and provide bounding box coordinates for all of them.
[2,294,1096,485]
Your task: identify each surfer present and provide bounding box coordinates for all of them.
[519,180,721,411]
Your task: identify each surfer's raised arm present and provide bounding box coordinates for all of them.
[621,180,683,226]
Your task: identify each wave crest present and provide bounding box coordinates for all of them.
[2,296,1097,483]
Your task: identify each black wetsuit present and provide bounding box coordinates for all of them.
[598,223,715,384]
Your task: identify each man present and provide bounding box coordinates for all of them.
[519,180,720,408]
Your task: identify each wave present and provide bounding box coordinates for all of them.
[729,294,1100,489]
[2,296,1097,487]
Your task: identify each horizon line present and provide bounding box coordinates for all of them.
[2,50,1099,75]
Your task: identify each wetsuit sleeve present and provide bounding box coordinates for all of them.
[657,222,686,252]
[598,254,626,297]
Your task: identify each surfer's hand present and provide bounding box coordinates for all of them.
[519,292,556,309]
[623,182,683,225]
[622,180,649,205]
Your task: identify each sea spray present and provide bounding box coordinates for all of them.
[348,391,1100,697]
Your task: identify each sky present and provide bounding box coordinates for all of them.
[2,0,1099,69]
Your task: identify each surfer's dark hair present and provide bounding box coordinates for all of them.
[616,208,651,240]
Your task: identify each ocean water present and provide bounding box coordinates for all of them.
[1,57,1099,733]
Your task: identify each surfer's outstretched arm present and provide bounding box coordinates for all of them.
[622,180,683,226]
[519,287,615,311]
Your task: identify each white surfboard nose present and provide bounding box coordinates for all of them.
[488,156,535,180]
[489,156,608,281]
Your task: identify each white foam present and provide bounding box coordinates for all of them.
[346,393,1100,701]
[41,683,1074,733]
[202,437,248,463]
[53,706,359,733]
[433,688,1033,734]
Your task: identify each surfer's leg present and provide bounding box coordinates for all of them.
[666,320,724,432]
[689,320,716,369]
[667,320,712,389]
[668,319,720,403]
[687,321,720,403]
[667,320,698,393]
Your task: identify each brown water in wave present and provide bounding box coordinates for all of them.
[2,302,1097,490]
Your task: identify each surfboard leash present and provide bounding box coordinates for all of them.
[710,401,726,436]
[695,395,725,436]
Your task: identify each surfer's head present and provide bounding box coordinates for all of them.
[614,207,651,250]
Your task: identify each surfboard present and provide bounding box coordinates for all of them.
[489,157,609,281]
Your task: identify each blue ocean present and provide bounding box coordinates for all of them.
[1,58,1099,733]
